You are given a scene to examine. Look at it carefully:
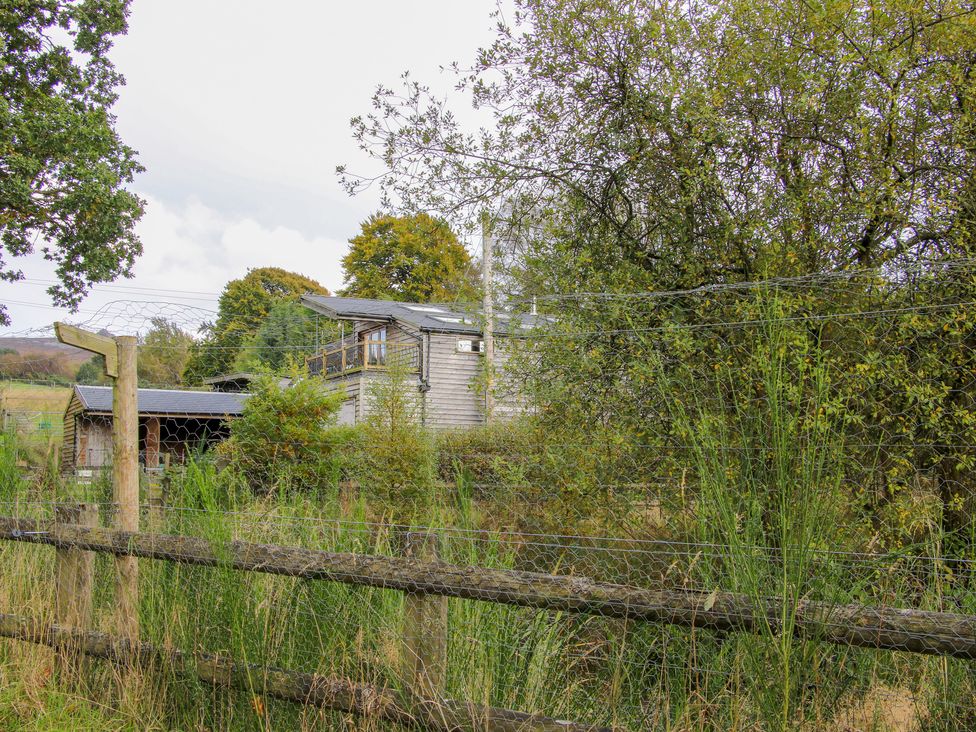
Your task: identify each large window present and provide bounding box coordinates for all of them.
[365,327,387,366]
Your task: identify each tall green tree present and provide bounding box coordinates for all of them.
[343,0,976,536]
[138,318,194,386]
[1,1,144,325]
[233,300,336,373]
[183,268,329,382]
[341,213,478,302]
[75,354,108,385]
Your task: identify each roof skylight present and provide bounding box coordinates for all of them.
[404,305,446,313]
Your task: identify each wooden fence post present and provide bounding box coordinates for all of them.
[148,453,169,532]
[54,323,139,643]
[113,335,140,643]
[54,501,98,678]
[401,531,448,698]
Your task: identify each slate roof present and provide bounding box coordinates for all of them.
[301,295,550,335]
[73,385,248,416]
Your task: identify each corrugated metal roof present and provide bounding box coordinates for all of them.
[74,385,248,416]
[300,295,550,335]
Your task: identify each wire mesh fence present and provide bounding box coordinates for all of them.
[2,259,976,729]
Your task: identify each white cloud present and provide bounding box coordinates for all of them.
[111,0,501,241]
[134,196,346,293]
[0,196,347,332]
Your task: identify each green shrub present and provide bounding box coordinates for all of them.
[356,357,437,519]
[218,373,353,494]
[434,421,534,487]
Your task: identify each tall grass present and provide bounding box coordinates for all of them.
[662,300,848,729]
[1,319,976,731]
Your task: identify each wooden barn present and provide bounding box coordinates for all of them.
[62,385,248,473]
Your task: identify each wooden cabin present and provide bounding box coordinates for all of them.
[300,295,534,428]
[62,385,248,473]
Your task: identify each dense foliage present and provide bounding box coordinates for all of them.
[0,0,144,325]
[232,300,329,373]
[347,0,976,286]
[218,373,351,493]
[356,356,438,517]
[346,0,976,539]
[137,317,194,386]
[75,354,108,385]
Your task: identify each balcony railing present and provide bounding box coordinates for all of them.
[307,340,420,379]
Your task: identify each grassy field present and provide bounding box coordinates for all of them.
[0,381,71,412]
[0,382,71,464]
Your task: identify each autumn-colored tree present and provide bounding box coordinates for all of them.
[183,268,329,382]
[0,1,144,325]
[341,213,478,302]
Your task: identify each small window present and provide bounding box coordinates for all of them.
[457,339,484,353]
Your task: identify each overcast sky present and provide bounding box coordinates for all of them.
[1,0,501,334]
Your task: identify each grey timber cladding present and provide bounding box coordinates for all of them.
[319,375,362,422]
[73,385,248,416]
[425,333,486,427]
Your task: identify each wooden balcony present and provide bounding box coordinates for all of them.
[307,340,420,379]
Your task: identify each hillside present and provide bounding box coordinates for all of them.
[0,337,91,368]
[0,337,91,382]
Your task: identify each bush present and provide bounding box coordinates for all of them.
[218,374,354,494]
[355,357,437,519]
[75,355,110,384]
[434,421,536,487]
[433,418,645,536]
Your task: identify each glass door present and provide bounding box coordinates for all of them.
[365,327,387,366]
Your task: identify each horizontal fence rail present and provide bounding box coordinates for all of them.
[1,515,975,659]
[0,612,607,732]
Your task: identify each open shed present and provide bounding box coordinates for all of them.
[62,385,248,473]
